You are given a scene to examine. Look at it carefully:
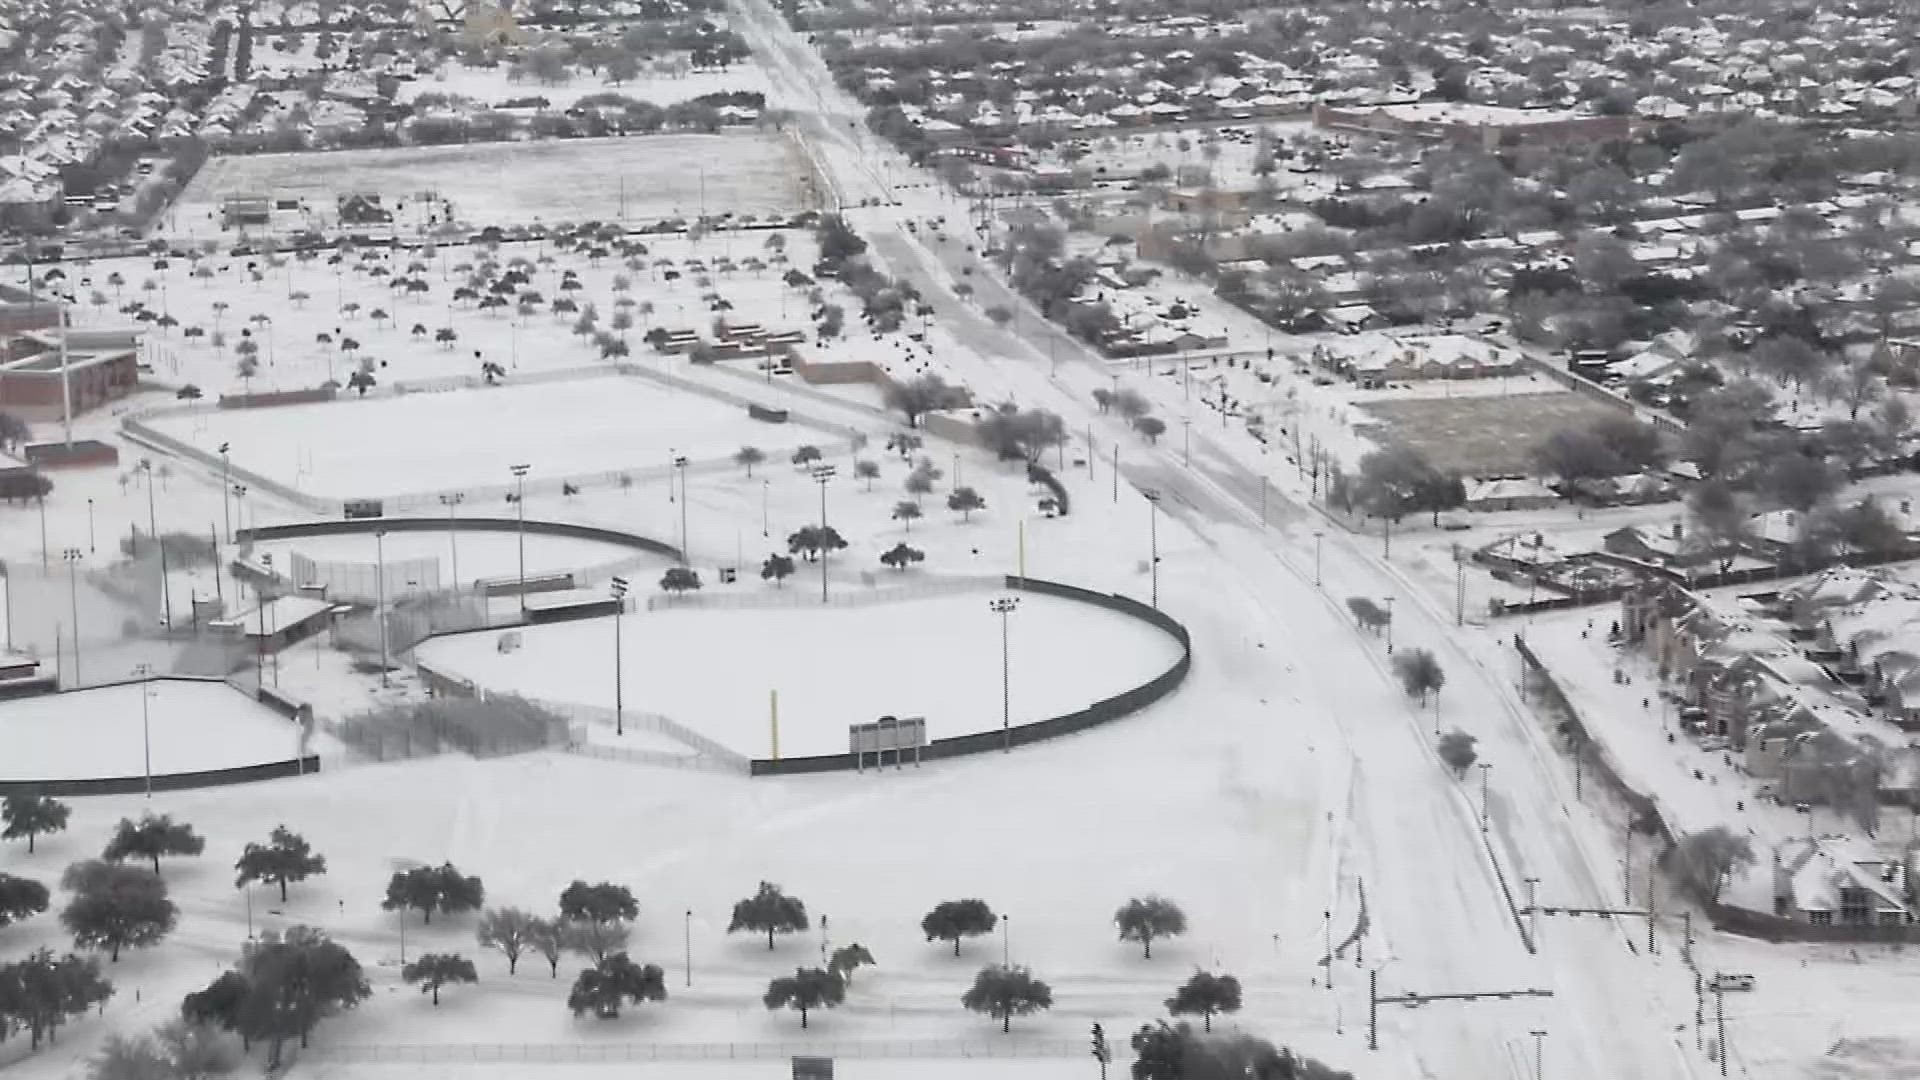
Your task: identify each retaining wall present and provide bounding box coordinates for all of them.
[749,575,1191,775]
[0,756,320,797]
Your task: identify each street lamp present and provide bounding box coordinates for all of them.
[990,595,1020,752]
[673,456,690,563]
[509,464,530,611]
[132,663,155,798]
[1478,762,1493,833]
[610,576,629,736]
[375,529,390,688]
[1384,595,1395,654]
[439,493,465,591]
[1143,489,1161,608]
[812,464,836,603]
[1529,1029,1547,1080]
[1181,416,1191,467]
[684,909,693,987]
[62,548,82,685]
[1313,530,1324,587]
[761,478,770,538]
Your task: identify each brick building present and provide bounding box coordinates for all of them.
[0,326,141,421]
[1312,102,1631,149]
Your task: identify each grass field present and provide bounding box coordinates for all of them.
[173,134,809,229]
[1355,392,1621,475]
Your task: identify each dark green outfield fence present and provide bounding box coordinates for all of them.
[749,576,1192,776]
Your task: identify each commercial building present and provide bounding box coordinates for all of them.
[1312,102,1630,148]
[0,326,141,421]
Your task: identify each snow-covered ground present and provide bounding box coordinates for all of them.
[147,375,816,500]
[172,134,808,231]
[0,679,302,781]
[251,529,656,590]
[416,588,1183,757]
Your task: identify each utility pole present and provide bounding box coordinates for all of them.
[1529,1029,1547,1080]
[1523,876,1540,943]
[1478,762,1493,833]
[219,442,232,544]
[1314,531,1324,587]
[1454,545,1465,626]
[674,455,690,563]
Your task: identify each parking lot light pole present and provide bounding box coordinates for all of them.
[1314,530,1324,587]
[509,464,531,612]
[610,576,629,736]
[990,596,1020,752]
[812,465,837,603]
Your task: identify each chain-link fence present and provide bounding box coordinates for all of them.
[286,550,440,605]
[328,694,572,762]
[330,589,497,660]
[4,542,254,689]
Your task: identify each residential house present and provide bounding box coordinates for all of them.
[1465,476,1559,512]
[1771,836,1914,926]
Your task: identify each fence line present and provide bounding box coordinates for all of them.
[565,739,746,775]
[301,1038,1108,1064]
[531,697,749,773]
[646,573,1003,612]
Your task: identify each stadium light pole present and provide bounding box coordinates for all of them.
[1142,489,1161,609]
[218,441,232,543]
[62,548,82,686]
[812,464,836,603]
[132,662,155,798]
[439,492,465,591]
[510,463,531,612]
[990,595,1020,752]
[374,529,391,687]
[610,576,629,736]
[136,459,171,625]
[673,456,690,564]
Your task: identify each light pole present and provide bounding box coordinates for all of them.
[1478,762,1493,832]
[990,596,1020,752]
[610,576,628,736]
[1181,416,1191,467]
[62,548,81,686]
[673,455,690,563]
[509,463,530,612]
[761,478,769,538]
[1001,913,1010,966]
[439,493,464,591]
[1313,530,1324,587]
[1143,489,1161,609]
[375,529,390,688]
[86,497,94,553]
[219,441,232,543]
[1384,596,1395,654]
[132,663,155,798]
[1528,1029,1547,1080]
[684,909,693,987]
[812,464,836,603]
[137,459,170,625]
[232,483,248,538]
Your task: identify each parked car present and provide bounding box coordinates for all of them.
[1709,974,1755,992]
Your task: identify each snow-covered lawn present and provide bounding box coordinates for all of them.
[145,375,815,500]
[0,679,302,781]
[172,134,808,231]
[251,529,660,590]
[415,588,1184,758]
